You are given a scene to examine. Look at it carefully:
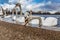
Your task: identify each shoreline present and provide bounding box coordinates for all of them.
[0,21,60,40]
[0,20,60,31]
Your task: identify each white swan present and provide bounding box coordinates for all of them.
[12,16,25,22]
[12,16,16,20]
[16,16,25,23]
[4,15,12,18]
[42,17,58,26]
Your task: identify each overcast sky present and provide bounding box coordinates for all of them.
[0,0,60,12]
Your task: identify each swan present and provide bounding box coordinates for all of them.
[42,17,58,26]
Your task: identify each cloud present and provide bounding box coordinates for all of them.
[2,0,59,12]
[8,0,46,12]
[26,3,45,12]
[43,2,60,11]
[1,3,15,11]
[26,3,45,9]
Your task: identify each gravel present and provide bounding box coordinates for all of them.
[0,21,60,40]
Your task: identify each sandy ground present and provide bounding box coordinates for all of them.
[0,21,60,40]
